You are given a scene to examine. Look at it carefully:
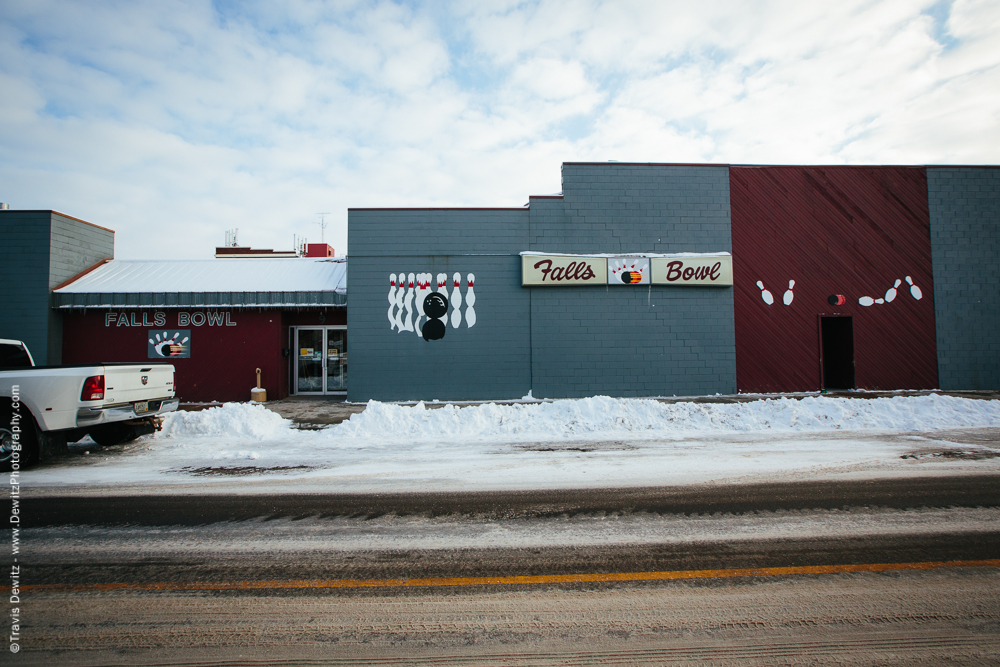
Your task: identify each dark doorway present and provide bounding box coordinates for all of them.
[821,317,855,389]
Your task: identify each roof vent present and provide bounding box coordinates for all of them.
[0,203,9,210]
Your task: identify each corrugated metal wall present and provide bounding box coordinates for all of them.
[731,166,938,392]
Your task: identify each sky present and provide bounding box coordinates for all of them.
[1,0,998,260]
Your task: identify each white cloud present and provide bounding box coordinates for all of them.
[0,0,998,259]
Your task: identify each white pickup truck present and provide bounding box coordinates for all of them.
[0,338,179,470]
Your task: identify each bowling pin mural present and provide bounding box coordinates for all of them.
[386,270,478,339]
[394,270,406,330]
[387,274,398,330]
[757,279,795,306]
[450,272,463,328]
[465,274,476,328]
[401,273,415,332]
[413,274,430,338]
[756,281,774,305]
[860,274,922,306]
[782,280,795,306]
[884,278,901,303]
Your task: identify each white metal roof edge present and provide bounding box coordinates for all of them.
[54,258,347,294]
[519,251,732,258]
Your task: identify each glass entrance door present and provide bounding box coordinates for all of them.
[325,329,347,392]
[296,328,324,394]
[294,327,346,395]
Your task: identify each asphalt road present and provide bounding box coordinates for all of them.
[6,473,1000,664]
[20,473,1000,526]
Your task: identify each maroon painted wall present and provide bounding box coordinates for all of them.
[62,309,286,402]
[731,166,938,392]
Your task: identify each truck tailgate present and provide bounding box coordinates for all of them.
[104,365,174,406]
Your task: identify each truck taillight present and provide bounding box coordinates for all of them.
[81,375,105,401]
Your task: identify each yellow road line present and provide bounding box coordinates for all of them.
[15,559,1000,594]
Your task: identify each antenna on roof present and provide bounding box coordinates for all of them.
[225,228,239,247]
[294,234,309,256]
[315,213,330,243]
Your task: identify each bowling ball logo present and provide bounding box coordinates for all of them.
[621,271,643,284]
[609,258,649,285]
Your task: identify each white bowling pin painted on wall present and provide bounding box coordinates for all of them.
[756,281,774,305]
[450,272,463,328]
[414,274,429,337]
[395,270,407,330]
[465,273,476,328]
[401,273,415,332]
[906,276,923,300]
[859,296,875,307]
[387,274,398,330]
[782,280,795,306]
[436,273,448,294]
[885,279,901,303]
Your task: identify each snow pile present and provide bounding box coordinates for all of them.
[160,402,293,440]
[328,394,1000,444]
[29,394,1000,490]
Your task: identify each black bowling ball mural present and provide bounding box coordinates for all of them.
[421,291,448,341]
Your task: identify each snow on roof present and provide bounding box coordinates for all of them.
[55,258,347,294]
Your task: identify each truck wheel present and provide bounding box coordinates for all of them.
[1,405,38,472]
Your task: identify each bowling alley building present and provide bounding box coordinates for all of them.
[346,163,999,401]
[1,162,997,402]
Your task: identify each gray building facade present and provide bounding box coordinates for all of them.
[0,211,114,365]
[928,167,1000,390]
[347,163,737,402]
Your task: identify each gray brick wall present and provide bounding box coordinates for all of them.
[928,168,1000,389]
[546,163,733,254]
[0,211,114,365]
[530,164,736,398]
[529,285,736,398]
[347,209,532,401]
[347,164,737,401]
[0,212,54,364]
[46,214,114,363]
[49,213,114,287]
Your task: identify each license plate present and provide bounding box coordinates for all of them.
[134,401,148,414]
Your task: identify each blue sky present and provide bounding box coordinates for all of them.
[1,0,998,259]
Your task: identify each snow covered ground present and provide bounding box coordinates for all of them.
[23,394,1000,492]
